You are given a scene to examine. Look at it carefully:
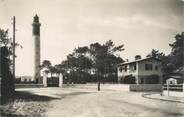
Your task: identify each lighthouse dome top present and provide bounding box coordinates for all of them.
[33,14,39,22]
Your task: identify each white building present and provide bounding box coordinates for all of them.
[117,57,162,84]
[17,76,34,82]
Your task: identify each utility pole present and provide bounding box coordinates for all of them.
[182,32,184,92]
[97,70,100,91]
[12,16,15,90]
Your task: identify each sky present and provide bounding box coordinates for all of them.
[0,0,183,76]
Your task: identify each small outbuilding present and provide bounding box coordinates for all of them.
[166,78,177,85]
[165,75,183,84]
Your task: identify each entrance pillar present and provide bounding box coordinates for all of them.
[59,73,63,87]
[43,72,47,87]
[135,75,139,84]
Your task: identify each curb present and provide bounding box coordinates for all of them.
[142,93,184,103]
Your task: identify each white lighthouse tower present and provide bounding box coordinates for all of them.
[32,14,41,83]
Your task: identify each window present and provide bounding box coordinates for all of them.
[145,64,153,70]
[133,65,136,70]
[124,66,127,72]
[155,66,158,70]
[119,67,123,72]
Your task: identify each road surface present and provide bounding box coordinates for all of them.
[14,86,184,117]
[2,85,184,117]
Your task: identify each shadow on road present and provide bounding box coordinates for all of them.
[56,91,95,99]
[1,90,59,105]
[10,91,59,102]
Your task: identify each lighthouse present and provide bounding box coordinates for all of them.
[32,14,41,83]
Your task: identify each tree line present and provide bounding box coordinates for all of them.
[41,32,183,84]
[0,28,23,102]
[146,32,184,82]
[41,40,124,84]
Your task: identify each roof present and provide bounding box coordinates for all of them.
[118,57,161,66]
[174,67,184,75]
[167,78,177,81]
[168,75,183,79]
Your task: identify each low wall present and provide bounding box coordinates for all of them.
[130,84,163,92]
[68,83,130,91]
[15,84,44,89]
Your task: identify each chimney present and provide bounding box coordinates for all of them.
[135,55,141,60]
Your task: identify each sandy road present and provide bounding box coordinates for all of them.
[14,87,184,117]
[9,87,184,117]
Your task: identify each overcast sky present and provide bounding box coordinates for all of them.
[0,0,183,76]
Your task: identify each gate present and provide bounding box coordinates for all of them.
[163,84,183,92]
[47,77,59,87]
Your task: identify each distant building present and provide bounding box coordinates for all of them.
[16,76,34,83]
[117,57,162,84]
[165,75,183,84]
[166,78,177,85]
